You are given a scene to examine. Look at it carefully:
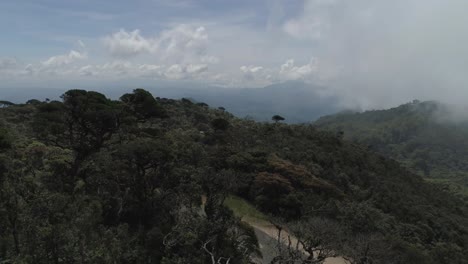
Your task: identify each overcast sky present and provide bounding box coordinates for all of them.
[1,0,468,109]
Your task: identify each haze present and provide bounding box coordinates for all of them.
[1,0,468,111]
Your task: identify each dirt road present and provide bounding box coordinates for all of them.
[245,217,348,264]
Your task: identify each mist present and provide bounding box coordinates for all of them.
[2,0,468,121]
[298,0,468,111]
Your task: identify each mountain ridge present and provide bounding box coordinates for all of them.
[315,100,468,197]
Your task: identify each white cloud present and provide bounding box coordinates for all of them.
[164,64,185,79]
[157,24,208,63]
[138,64,164,77]
[5,58,209,82]
[282,0,332,40]
[280,0,468,109]
[103,29,153,57]
[103,25,215,65]
[279,59,319,81]
[79,65,94,76]
[237,59,323,86]
[77,61,134,77]
[24,64,34,76]
[240,65,263,74]
[240,65,267,83]
[6,0,468,114]
[99,61,132,75]
[75,62,207,80]
[164,63,208,79]
[186,64,208,74]
[42,50,87,67]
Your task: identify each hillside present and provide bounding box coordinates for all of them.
[0,91,467,263]
[315,100,468,197]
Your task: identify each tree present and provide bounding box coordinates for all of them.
[0,101,14,108]
[26,99,41,105]
[270,217,342,264]
[197,102,209,108]
[272,115,285,123]
[35,90,120,152]
[211,118,230,131]
[120,89,167,121]
[0,128,12,150]
[1,88,467,264]
[341,233,396,264]
[32,90,122,183]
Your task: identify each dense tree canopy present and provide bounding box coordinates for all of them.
[0,91,466,263]
[315,100,468,198]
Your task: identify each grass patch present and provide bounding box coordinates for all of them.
[224,195,268,221]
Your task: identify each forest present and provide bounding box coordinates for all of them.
[0,90,467,263]
[315,100,468,198]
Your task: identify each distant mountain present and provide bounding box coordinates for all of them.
[0,81,344,123]
[315,100,468,197]
[145,81,343,123]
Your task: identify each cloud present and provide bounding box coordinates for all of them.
[103,30,153,57]
[279,59,319,81]
[282,0,335,40]
[164,64,208,80]
[78,40,86,49]
[76,61,135,77]
[78,65,94,76]
[240,65,263,74]
[240,65,267,82]
[76,62,207,80]
[157,25,209,63]
[238,59,323,86]
[103,25,216,65]
[1,24,215,83]
[280,0,468,110]
[138,64,164,77]
[42,50,87,67]
[0,58,17,70]
[8,0,468,114]
[23,64,35,76]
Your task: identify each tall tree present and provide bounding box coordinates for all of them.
[272,115,285,123]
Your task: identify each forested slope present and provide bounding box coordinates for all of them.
[315,100,468,197]
[0,91,467,263]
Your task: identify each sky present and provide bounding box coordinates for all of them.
[1,0,468,109]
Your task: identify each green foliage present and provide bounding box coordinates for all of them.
[120,88,167,121]
[0,92,466,263]
[25,99,41,105]
[33,90,121,163]
[0,127,12,150]
[316,100,468,197]
[272,114,285,123]
[0,100,14,107]
[211,118,230,131]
